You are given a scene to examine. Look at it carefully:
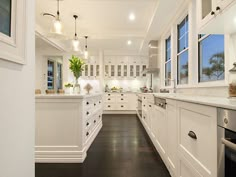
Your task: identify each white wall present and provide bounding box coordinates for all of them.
[0,0,35,177]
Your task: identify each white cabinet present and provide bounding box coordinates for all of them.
[104,56,148,79]
[177,101,217,177]
[139,97,218,177]
[197,0,236,33]
[166,99,178,177]
[103,93,137,113]
[81,57,101,79]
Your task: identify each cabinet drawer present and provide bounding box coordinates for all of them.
[104,96,116,102]
[117,97,128,103]
[116,104,127,110]
[104,103,116,110]
[178,102,217,177]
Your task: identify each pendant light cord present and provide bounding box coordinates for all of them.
[73,15,78,37]
[57,0,60,16]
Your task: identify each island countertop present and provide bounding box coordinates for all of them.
[35,93,103,99]
[153,93,236,110]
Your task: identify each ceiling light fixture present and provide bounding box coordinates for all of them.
[72,15,80,51]
[43,0,63,35]
[84,36,89,59]
[129,13,136,21]
[127,40,132,45]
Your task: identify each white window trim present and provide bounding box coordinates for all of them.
[164,36,172,87]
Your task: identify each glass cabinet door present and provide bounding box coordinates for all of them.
[117,65,122,77]
[90,65,94,76]
[47,60,55,89]
[130,65,134,77]
[85,65,89,76]
[105,65,109,77]
[111,65,115,77]
[124,65,128,77]
[136,65,140,77]
[56,63,62,89]
[142,65,147,77]
[96,65,100,77]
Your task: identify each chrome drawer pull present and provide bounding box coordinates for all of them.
[222,138,236,152]
[188,131,197,140]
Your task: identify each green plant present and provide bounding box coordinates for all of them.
[69,55,85,80]
[64,83,73,88]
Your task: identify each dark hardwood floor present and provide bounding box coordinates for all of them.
[35,114,171,177]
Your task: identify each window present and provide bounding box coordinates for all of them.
[177,15,189,85]
[198,35,225,82]
[47,58,63,90]
[165,36,171,86]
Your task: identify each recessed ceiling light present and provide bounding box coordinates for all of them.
[129,13,135,21]
[127,40,132,45]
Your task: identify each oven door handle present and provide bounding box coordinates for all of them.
[222,138,236,152]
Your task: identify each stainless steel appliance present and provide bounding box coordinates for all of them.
[218,108,236,177]
[137,95,142,118]
[154,97,166,109]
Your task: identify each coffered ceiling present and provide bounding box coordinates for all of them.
[35,0,186,55]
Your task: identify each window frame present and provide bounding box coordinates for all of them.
[165,36,172,86]
[177,15,189,85]
[198,34,225,83]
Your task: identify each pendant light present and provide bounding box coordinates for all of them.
[43,0,63,35]
[72,15,80,51]
[84,36,89,59]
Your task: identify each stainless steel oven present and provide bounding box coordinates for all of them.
[218,108,236,177]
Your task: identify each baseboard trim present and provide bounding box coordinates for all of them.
[103,110,136,114]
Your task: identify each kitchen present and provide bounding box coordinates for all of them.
[1,0,236,177]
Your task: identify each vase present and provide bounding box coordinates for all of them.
[73,78,81,94]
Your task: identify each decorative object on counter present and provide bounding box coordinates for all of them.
[84,83,93,94]
[105,84,110,92]
[160,89,170,93]
[45,90,55,94]
[64,83,73,94]
[35,89,41,94]
[110,86,122,92]
[58,89,65,94]
[229,62,236,97]
[140,86,148,93]
[69,55,85,94]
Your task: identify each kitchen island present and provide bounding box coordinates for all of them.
[35,93,103,163]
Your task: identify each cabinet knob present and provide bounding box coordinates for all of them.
[108,94,111,96]
[94,103,96,106]
[86,102,89,105]
[216,6,220,11]
[188,131,197,140]
[108,105,111,108]
[99,101,101,104]
[108,98,111,100]
[211,11,215,15]
[121,105,124,108]
[99,115,101,118]
[121,98,124,100]
[86,132,89,136]
[94,120,96,123]
[87,112,89,115]
[149,105,152,107]
[86,122,89,126]
[143,105,145,107]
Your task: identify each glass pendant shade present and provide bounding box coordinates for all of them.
[84,50,88,59]
[51,16,63,35]
[72,37,80,51]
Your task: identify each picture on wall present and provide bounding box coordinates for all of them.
[0,0,12,37]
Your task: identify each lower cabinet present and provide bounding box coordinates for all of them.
[139,98,217,177]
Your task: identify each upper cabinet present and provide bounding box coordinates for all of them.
[198,0,236,34]
[81,56,101,79]
[104,56,148,79]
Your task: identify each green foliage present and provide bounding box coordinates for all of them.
[69,55,85,80]
[202,52,224,79]
[64,83,73,88]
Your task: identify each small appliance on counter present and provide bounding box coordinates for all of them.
[140,86,153,93]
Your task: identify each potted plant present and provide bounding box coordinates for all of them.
[64,83,73,94]
[69,55,85,94]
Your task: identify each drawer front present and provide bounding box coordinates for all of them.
[116,103,127,110]
[117,96,128,103]
[104,103,116,110]
[104,96,116,102]
[178,102,217,177]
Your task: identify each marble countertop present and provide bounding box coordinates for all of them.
[35,93,103,99]
[153,93,236,110]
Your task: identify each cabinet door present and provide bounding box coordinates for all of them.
[142,65,147,77]
[123,65,128,77]
[85,65,89,77]
[177,101,217,177]
[96,65,100,77]
[166,99,178,176]
[129,65,135,77]
[117,65,122,77]
[111,65,115,77]
[104,65,110,77]
[136,65,140,77]
[90,65,94,77]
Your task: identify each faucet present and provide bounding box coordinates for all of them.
[164,79,176,93]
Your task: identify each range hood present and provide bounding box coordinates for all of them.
[142,40,160,74]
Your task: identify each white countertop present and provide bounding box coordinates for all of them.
[35,93,103,99]
[153,93,236,110]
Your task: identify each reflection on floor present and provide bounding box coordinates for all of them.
[36,114,171,177]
